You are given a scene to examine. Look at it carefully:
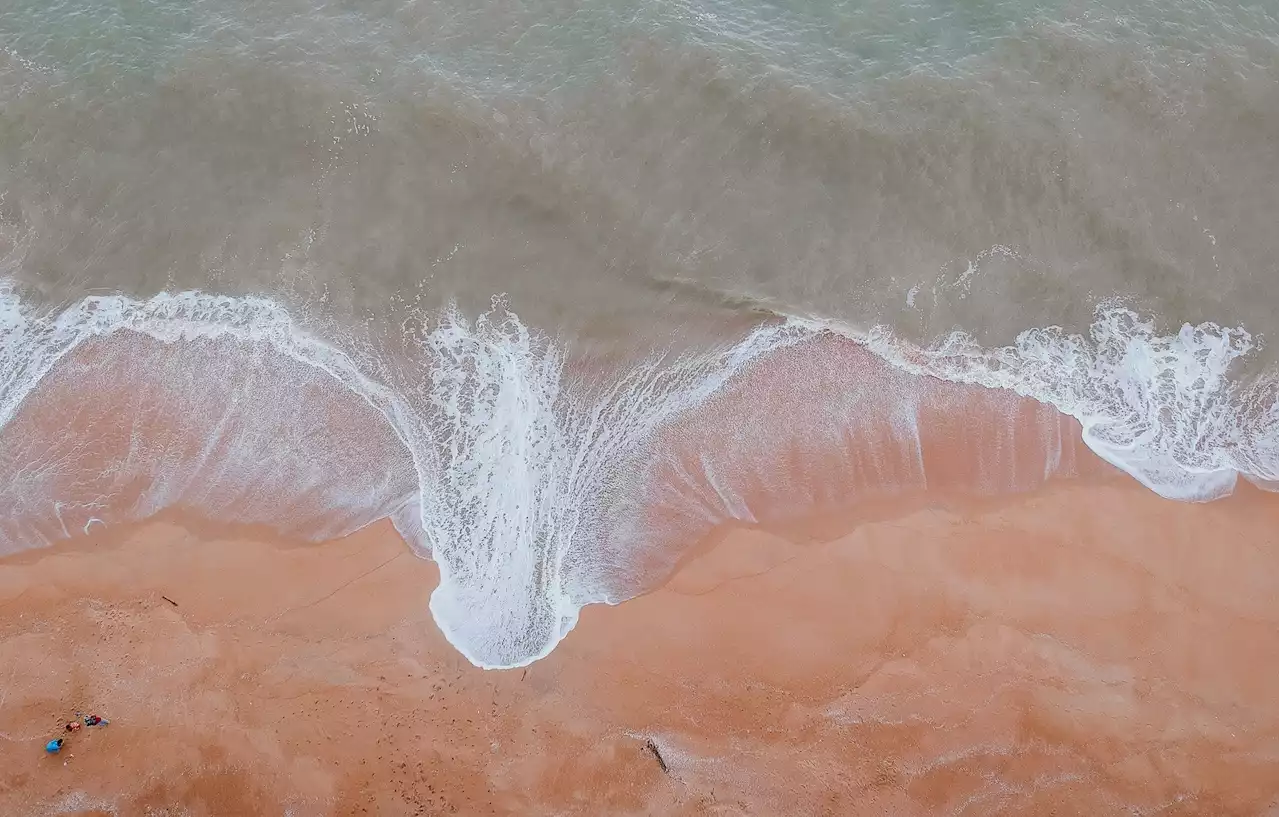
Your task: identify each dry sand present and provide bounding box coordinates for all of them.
[0,473,1274,816]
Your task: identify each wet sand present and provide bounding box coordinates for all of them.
[0,474,1274,816]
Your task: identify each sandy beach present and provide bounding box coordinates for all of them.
[1,472,1274,816]
[2,0,1275,813]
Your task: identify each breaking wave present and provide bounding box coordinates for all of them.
[0,279,1274,667]
[793,305,1278,502]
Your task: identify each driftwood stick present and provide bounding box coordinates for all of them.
[644,739,669,774]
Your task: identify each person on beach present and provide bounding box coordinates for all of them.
[44,738,64,754]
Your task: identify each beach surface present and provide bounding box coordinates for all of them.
[1,474,1274,816]
[1,0,1276,813]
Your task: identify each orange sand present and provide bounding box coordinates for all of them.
[0,476,1274,816]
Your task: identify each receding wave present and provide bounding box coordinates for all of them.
[0,279,1274,668]
[790,305,1279,501]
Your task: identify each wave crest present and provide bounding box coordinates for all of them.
[845,306,1276,501]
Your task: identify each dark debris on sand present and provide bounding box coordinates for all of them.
[643,739,669,774]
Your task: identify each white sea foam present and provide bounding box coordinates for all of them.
[790,305,1278,502]
[396,303,806,667]
[0,279,1274,668]
[0,282,804,667]
[0,279,422,548]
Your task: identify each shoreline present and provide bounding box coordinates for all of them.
[1,474,1274,815]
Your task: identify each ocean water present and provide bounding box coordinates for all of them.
[0,0,1274,668]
